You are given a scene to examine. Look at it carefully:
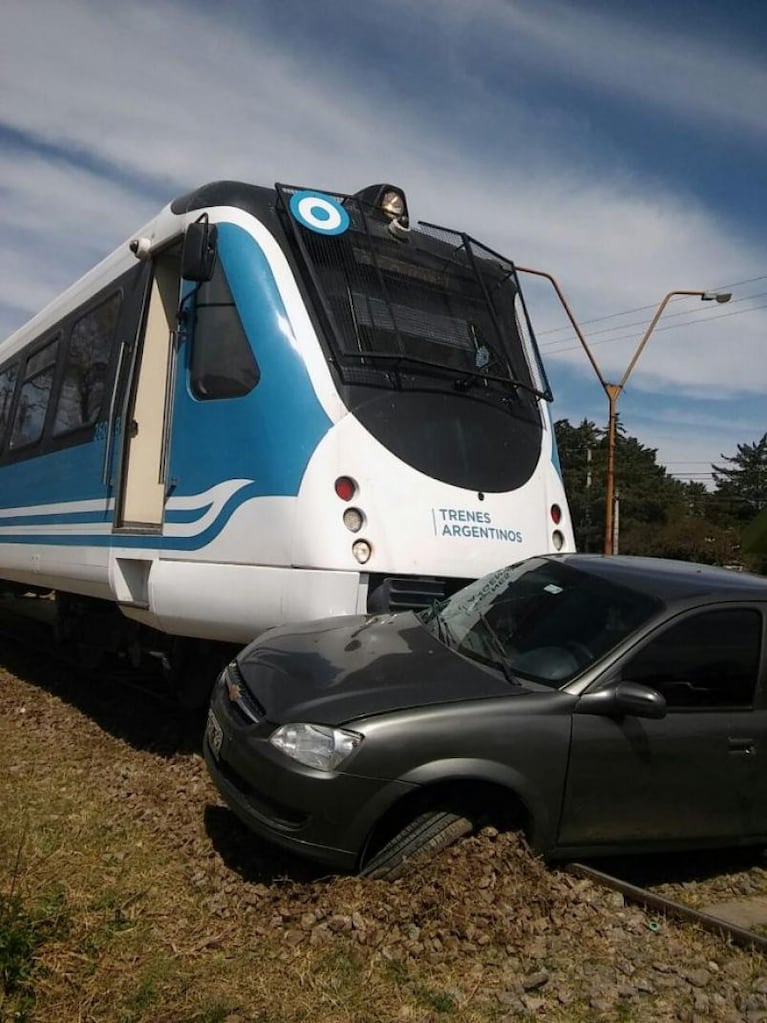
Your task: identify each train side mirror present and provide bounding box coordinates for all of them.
[181,219,218,282]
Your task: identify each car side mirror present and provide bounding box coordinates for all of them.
[577,681,667,720]
[181,218,218,282]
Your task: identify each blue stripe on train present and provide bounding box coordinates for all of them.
[0,221,333,550]
[0,443,111,511]
[0,481,261,550]
[0,505,212,527]
[166,223,332,501]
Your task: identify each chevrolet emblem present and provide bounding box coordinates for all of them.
[225,678,242,703]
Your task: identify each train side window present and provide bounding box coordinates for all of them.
[190,259,260,400]
[9,338,59,450]
[0,363,19,450]
[53,293,122,435]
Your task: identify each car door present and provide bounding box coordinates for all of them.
[558,605,764,851]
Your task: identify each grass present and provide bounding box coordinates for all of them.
[0,689,477,1023]
[0,654,763,1022]
[0,886,69,1020]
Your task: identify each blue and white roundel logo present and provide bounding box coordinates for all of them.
[289,190,350,235]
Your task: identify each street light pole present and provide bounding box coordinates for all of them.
[514,269,731,554]
[604,382,621,555]
[601,289,731,555]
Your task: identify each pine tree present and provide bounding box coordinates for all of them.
[554,418,685,552]
[711,433,767,521]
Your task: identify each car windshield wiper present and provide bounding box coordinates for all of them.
[475,611,524,687]
[495,657,525,687]
[424,605,458,649]
[458,645,524,687]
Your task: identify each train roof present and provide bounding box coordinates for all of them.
[0,180,348,359]
[1,178,517,364]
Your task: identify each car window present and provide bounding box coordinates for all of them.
[622,608,762,709]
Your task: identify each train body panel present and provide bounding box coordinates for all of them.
[291,408,567,579]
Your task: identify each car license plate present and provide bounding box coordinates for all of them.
[206,710,224,759]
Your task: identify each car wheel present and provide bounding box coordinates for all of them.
[360,809,474,881]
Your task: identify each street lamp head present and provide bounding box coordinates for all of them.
[701,291,732,304]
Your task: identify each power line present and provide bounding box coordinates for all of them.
[536,300,665,337]
[541,300,767,357]
[539,291,767,349]
[535,273,767,338]
[541,296,767,352]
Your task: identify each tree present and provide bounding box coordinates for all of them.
[712,433,767,521]
[554,417,685,553]
[555,420,766,572]
[681,481,710,518]
[554,418,603,551]
[622,516,740,566]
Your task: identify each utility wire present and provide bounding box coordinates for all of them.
[539,290,767,348]
[541,300,767,357]
[535,273,767,338]
[541,296,767,352]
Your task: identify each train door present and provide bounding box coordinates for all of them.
[115,246,181,530]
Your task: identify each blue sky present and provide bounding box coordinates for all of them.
[1,0,765,485]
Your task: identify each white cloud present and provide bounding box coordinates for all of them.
[407,0,767,143]
[0,0,764,472]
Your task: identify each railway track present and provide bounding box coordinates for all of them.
[0,591,180,708]
[568,861,767,954]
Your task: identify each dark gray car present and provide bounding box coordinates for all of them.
[204,555,767,879]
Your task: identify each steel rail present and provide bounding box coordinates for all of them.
[567,861,767,953]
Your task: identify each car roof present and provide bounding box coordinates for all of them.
[551,554,767,604]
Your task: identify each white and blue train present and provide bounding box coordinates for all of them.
[0,180,573,698]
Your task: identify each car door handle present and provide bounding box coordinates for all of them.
[728,737,755,755]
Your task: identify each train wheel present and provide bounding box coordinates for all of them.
[168,638,226,710]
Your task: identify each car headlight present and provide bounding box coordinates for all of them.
[269,723,363,771]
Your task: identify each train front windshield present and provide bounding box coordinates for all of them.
[278,185,550,404]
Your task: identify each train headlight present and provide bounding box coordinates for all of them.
[352,540,372,564]
[343,508,364,533]
[352,184,410,237]
[353,184,409,223]
[380,189,406,219]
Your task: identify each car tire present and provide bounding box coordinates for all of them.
[360,810,474,881]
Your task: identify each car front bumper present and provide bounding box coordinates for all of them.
[204,682,415,872]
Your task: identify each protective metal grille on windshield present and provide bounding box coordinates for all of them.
[275,183,551,401]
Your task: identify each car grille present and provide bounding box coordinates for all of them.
[223,661,265,724]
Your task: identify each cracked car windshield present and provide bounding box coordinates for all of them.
[421,559,662,686]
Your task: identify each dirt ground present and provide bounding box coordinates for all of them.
[1,637,766,1023]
